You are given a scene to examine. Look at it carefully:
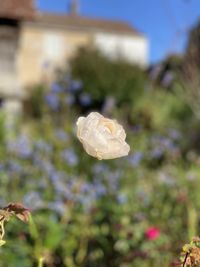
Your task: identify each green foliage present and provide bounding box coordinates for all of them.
[0,88,199,266]
[0,47,199,266]
[0,113,6,145]
[131,89,192,129]
[70,47,147,104]
[25,85,46,119]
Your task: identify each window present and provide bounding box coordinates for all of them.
[44,34,63,61]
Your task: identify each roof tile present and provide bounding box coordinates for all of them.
[35,13,142,36]
[0,0,36,20]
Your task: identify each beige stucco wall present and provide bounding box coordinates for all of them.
[17,23,92,90]
[94,32,148,67]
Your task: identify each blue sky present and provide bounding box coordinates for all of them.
[37,0,200,63]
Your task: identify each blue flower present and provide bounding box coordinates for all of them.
[68,80,83,92]
[61,149,78,166]
[80,182,92,193]
[8,161,22,173]
[128,152,143,167]
[23,191,44,210]
[7,135,32,158]
[94,182,107,198]
[117,193,127,204]
[106,170,122,191]
[54,129,69,141]
[34,140,52,154]
[48,200,66,215]
[150,147,164,159]
[92,163,108,174]
[49,171,62,184]
[45,93,59,110]
[79,93,92,106]
[51,82,64,93]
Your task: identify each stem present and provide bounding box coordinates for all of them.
[29,215,44,264]
[38,257,44,267]
[0,220,5,239]
[183,252,189,267]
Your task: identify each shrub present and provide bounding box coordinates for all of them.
[130,89,193,129]
[70,47,147,105]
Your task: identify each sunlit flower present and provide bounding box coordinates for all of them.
[76,112,130,160]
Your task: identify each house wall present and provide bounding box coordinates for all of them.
[17,22,149,91]
[0,24,21,97]
[94,32,148,67]
[17,23,92,89]
[0,22,24,117]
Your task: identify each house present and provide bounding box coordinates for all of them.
[0,0,35,113]
[0,0,148,113]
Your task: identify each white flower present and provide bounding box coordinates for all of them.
[76,112,130,160]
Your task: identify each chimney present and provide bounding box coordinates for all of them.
[69,0,80,16]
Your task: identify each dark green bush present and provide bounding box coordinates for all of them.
[24,85,46,119]
[70,47,147,105]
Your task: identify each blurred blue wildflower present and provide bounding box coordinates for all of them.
[51,82,63,93]
[8,161,22,173]
[92,163,108,174]
[48,200,66,216]
[106,170,122,191]
[128,152,143,167]
[49,171,73,199]
[79,93,92,106]
[80,182,92,194]
[23,191,44,210]
[34,140,52,154]
[117,193,127,204]
[61,149,78,166]
[54,129,69,141]
[49,171,63,184]
[7,135,32,158]
[68,80,83,92]
[94,182,107,198]
[150,147,164,159]
[45,93,59,110]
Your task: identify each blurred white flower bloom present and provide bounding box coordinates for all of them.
[76,112,130,160]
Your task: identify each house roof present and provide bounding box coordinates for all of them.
[0,0,36,20]
[34,12,143,36]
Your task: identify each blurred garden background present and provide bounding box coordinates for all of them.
[0,0,200,266]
